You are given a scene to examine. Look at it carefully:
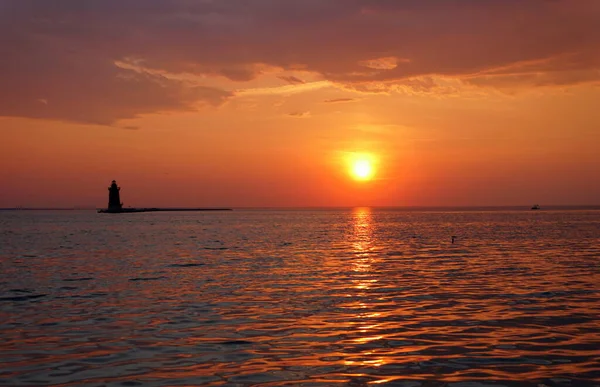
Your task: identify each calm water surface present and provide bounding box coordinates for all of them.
[1,209,599,386]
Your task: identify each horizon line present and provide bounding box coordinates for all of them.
[2,204,600,211]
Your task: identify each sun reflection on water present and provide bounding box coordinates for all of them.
[352,207,373,257]
[350,207,378,292]
[347,207,390,368]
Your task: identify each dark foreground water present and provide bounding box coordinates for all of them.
[1,209,599,386]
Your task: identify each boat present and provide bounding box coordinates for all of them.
[531,204,541,210]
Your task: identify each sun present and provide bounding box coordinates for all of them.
[349,155,376,181]
[353,160,373,180]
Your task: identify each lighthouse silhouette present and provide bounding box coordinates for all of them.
[108,180,123,212]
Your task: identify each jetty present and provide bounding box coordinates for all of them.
[97,180,232,213]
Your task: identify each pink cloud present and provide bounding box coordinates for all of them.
[0,0,598,124]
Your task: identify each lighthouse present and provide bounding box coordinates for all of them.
[98,180,232,213]
[108,180,123,212]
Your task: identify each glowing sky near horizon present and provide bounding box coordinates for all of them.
[1,1,599,208]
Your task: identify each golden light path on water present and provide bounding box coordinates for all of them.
[348,208,388,370]
[0,209,599,386]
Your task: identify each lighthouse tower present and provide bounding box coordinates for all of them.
[108,180,123,212]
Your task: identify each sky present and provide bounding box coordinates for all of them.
[1,0,599,208]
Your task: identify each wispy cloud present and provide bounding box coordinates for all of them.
[323,98,357,103]
[358,56,407,70]
[287,111,311,118]
[236,81,332,97]
[278,75,306,85]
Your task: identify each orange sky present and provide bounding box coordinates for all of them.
[1,1,599,208]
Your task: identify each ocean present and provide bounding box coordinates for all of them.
[1,208,599,386]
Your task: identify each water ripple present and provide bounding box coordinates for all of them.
[0,209,599,386]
